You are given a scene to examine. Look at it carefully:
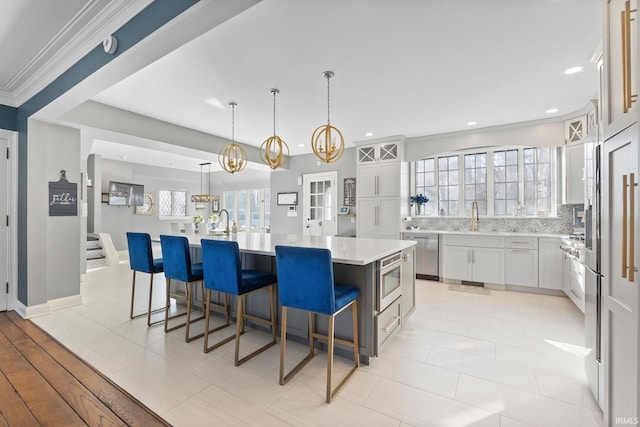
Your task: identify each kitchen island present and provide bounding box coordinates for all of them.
[166,232,417,364]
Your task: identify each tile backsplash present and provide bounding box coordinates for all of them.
[407,204,580,234]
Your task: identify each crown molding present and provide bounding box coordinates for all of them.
[8,0,153,107]
[0,90,16,107]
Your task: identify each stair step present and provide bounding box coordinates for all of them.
[87,255,106,261]
[87,236,99,241]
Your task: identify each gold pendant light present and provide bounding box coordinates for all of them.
[312,71,344,163]
[219,101,247,174]
[260,88,289,170]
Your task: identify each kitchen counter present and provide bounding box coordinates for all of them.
[402,229,568,239]
[179,232,416,265]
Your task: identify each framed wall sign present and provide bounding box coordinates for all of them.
[135,192,155,215]
[49,170,78,216]
[343,177,356,206]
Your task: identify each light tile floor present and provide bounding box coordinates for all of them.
[32,258,605,427]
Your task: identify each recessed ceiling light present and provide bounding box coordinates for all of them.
[564,66,583,75]
[204,97,225,109]
[298,144,304,147]
[546,108,558,114]
[467,121,477,126]
[365,132,374,137]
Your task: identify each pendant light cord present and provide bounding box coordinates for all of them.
[273,90,277,136]
[326,74,331,125]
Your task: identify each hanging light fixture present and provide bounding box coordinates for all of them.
[311,71,344,163]
[191,162,213,202]
[219,101,247,174]
[260,88,289,170]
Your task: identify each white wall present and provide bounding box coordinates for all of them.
[27,119,81,305]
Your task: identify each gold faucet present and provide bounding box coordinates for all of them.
[471,200,479,232]
[219,209,230,234]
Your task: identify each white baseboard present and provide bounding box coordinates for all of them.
[16,294,83,319]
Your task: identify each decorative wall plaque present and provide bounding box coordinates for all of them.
[49,170,78,216]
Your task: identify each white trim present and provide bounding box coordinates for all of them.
[0,130,18,313]
[16,294,83,319]
[6,0,154,107]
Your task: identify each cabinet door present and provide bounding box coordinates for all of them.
[401,248,416,320]
[357,145,377,164]
[604,0,638,134]
[357,164,378,198]
[505,249,538,287]
[378,197,401,239]
[473,248,505,285]
[538,238,563,290]
[602,124,638,425]
[356,198,378,238]
[564,143,585,204]
[442,246,472,281]
[377,143,399,162]
[377,162,401,197]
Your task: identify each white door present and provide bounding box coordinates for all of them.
[303,172,337,236]
[602,125,638,425]
[0,137,8,311]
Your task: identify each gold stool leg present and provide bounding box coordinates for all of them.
[326,314,335,403]
[279,306,288,384]
[130,271,136,319]
[280,308,315,385]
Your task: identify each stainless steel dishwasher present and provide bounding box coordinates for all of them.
[404,233,439,280]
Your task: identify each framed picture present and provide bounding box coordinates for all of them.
[212,200,220,212]
[343,177,356,206]
[135,192,155,215]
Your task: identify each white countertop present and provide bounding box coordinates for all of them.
[401,229,568,239]
[169,232,416,266]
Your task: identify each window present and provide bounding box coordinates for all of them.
[438,155,459,216]
[493,149,519,215]
[414,158,436,215]
[523,147,552,215]
[223,188,270,232]
[463,153,487,215]
[158,189,187,217]
[413,146,557,217]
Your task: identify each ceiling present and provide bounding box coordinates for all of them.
[2,0,602,171]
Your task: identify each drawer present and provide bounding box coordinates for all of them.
[376,297,402,354]
[505,237,538,249]
[442,234,504,248]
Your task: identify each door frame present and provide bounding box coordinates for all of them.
[302,171,338,236]
[0,129,18,312]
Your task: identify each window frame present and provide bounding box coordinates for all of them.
[158,188,189,219]
[412,146,558,218]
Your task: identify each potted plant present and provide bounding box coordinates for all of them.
[410,194,429,215]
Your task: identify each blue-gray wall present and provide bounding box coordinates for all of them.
[0,104,17,131]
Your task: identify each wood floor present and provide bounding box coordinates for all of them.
[0,311,171,427]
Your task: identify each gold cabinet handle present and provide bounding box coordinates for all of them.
[622,0,637,113]
[630,172,636,282]
[623,174,628,278]
[383,316,401,333]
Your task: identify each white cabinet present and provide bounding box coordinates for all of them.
[401,247,416,320]
[441,235,505,285]
[603,0,638,136]
[538,237,563,290]
[356,137,406,239]
[357,162,401,198]
[563,252,585,313]
[504,237,539,287]
[357,142,401,164]
[565,116,587,144]
[563,142,585,204]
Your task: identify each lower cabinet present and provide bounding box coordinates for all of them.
[441,235,505,285]
[401,247,416,320]
[538,237,563,290]
[504,237,539,287]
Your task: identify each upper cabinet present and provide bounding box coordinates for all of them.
[357,141,402,164]
[603,0,638,137]
[563,142,585,204]
[565,116,587,144]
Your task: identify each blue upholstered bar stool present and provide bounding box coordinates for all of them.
[125,232,165,326]
[201,239,277,366]
[274,245,360,403]
[159,235,211,342]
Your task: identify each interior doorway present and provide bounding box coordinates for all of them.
[302,171,337,236]
[0,131,16,312]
